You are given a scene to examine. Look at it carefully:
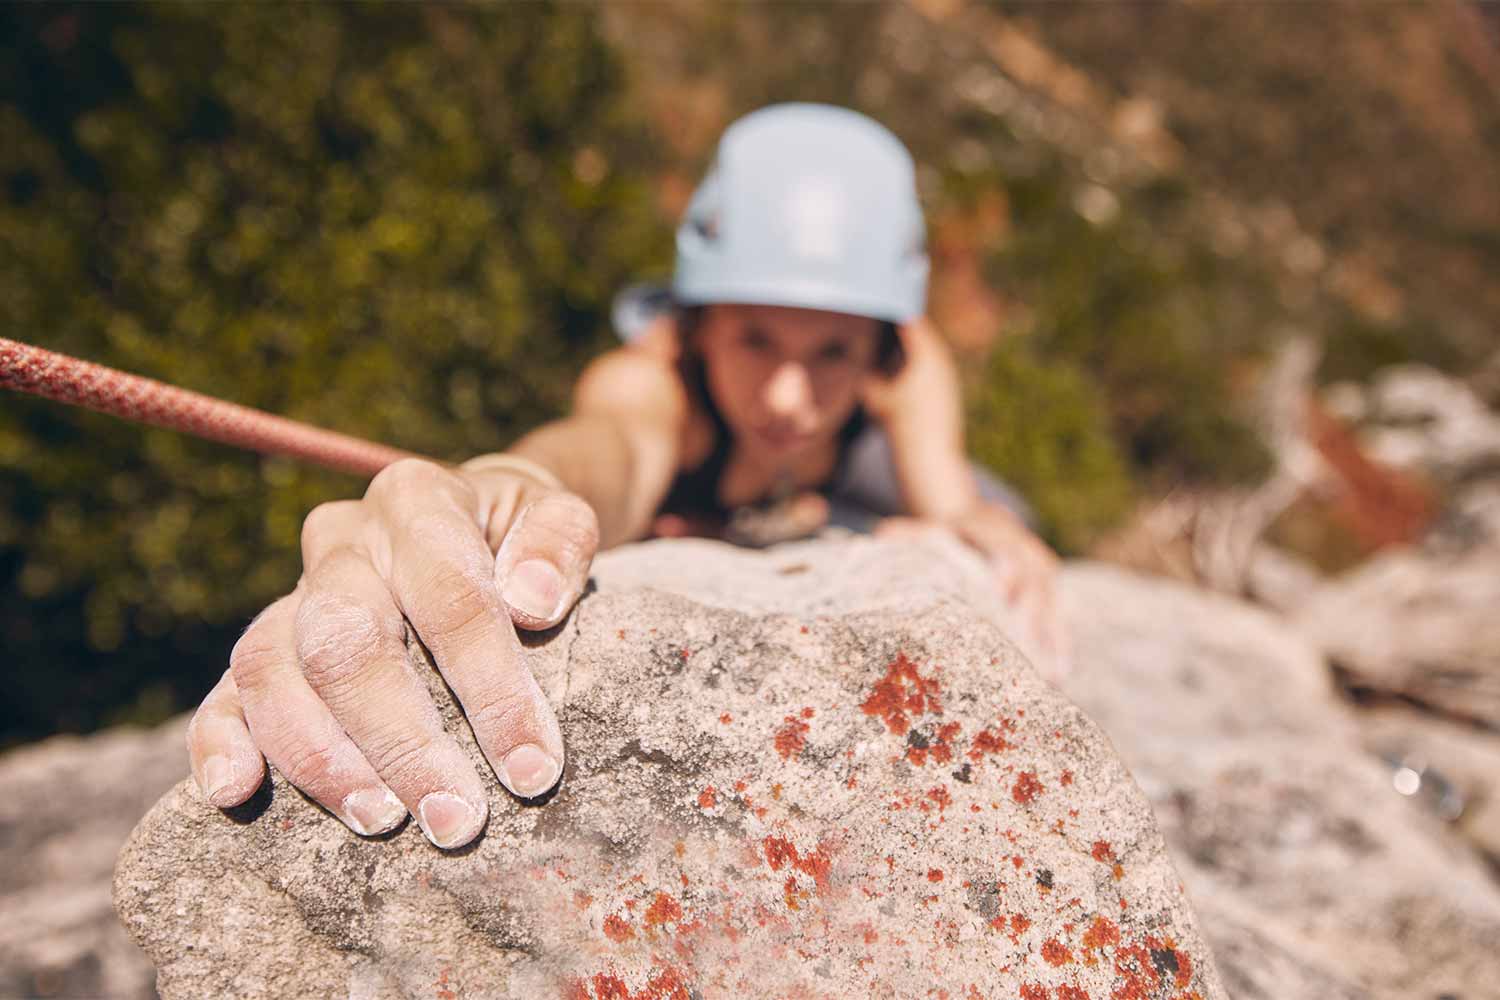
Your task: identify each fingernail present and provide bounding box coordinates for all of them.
[417,792,484,849]
[342,788,408,836]
[200,755,236,806]
[500,743,562,799]
[502,559,566,621]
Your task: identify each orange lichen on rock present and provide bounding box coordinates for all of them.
[1041,938,1073,966]
[783,874,805,910]
[861,652,943,735]
[643,892,683,927]
[774,715,810,761]
[907,720,964,766]
[1143,937,1193,989]
[1011,772,1045,804]
[932,721,963,763]
[603,914,635,942]
[1082,916,1120,950]
[697,787,716,810]
[1091,841,1115,863]
[565,966,693,1000]
[761,835,833,891]
[968,726,1014,761]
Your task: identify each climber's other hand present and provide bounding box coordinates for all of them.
[877,504,1067,680]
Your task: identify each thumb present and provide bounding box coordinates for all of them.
[495,491,600,630]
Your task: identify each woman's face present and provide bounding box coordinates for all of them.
[698,304,880,461]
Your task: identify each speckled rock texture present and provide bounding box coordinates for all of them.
[115,536,1225,1000]
[1058,563,1500,1000]
[0,716,186,1000]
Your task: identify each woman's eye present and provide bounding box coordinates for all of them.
[816,345,851,363]
[741,331,773,353]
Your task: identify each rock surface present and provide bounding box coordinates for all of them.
[1057,563,1500,1000]
[1338,364,1500,480]
[1354,705,1500,865]
[0,717,186,1000]
[1292,530,1500,729]
[115,536,1225,1000]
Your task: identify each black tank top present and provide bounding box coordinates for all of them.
[656,385,870,538]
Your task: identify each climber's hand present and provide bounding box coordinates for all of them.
[877,503,1067,680]
[185,456,599,848]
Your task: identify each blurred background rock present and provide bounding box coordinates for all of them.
[2,0,1497,837]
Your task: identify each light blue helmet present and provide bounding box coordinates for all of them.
[671,103,928,324]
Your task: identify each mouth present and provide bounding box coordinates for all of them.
[752,425,817,451]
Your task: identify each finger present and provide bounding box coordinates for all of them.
[186,670,265,808]
[366,463,565,801]
[985,549,1024,605]
[232,592,410,838]
[651,513,693,538]
[293,550,492,847]
[874,516,941,539]
[493,491,600,630]
[300,498,369,567]
[784,492,830,537]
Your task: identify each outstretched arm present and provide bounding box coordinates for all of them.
[861,317,980,521]
[864,319,1066,676]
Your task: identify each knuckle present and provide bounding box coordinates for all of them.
[365,727,440,787]
[465,684,538,744]
[415,564,500,638]
[367,458,453,504]
[231,618,290,690]
[185,705,210,748]
[301,501,363,561]
[294,591,401,693]
[281,741,344,793]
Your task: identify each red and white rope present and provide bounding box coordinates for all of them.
[0,336,421,477]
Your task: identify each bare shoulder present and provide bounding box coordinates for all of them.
[573,343,688,425]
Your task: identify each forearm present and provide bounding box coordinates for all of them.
[871,318,980,522]
[489,414,671,548]
[885,418,979,522]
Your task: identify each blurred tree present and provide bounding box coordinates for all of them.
[0,3,668,745]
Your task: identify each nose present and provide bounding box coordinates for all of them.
[764,361,814,423]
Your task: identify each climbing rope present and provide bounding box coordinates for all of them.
[0,336,420,478]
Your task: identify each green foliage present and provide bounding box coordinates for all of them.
[990,166,1273,496]
[0,4,668,744]
[1319,313,1464,386]
[1007,2,1500,375]
[967,344,1132,553]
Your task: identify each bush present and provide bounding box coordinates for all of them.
[0,4,668,744]
[967,342,1133,553]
